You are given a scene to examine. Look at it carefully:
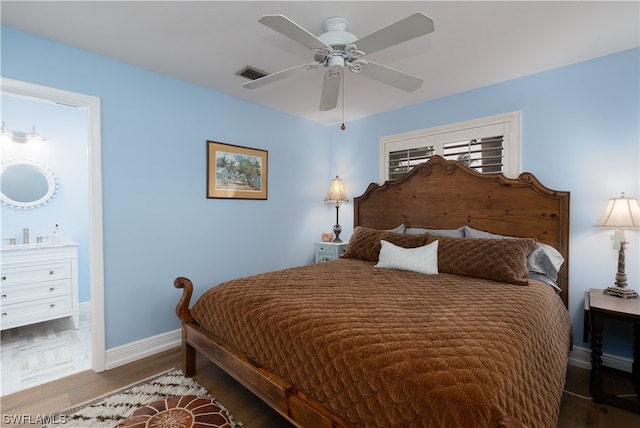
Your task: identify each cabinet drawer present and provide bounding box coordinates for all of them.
[315,243,347,263]
[0,262,72,287]
[1,279,71,306]
[0,295,73,330]
[316,245,340,256]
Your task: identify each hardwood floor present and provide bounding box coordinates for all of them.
[2,347,639,427]
[0,347,290,428]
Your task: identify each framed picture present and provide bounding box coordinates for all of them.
[207,141,268,200]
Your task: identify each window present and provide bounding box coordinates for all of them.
[442,136,504,174]
[380,112,521,181]
[388,146,435,180]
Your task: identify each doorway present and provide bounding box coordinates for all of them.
[0,78,105,393]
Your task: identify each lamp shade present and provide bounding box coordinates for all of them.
[594,192,640,228]
[324,176,348,203]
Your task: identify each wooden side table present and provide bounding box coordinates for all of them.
[584,288,640,414]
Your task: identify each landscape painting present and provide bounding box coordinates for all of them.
[207,141,268,200]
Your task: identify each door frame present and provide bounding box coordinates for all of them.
[1,77,106,371]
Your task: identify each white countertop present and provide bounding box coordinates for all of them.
[1,240,78,251]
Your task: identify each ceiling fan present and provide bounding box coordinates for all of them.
[243,13,435,111]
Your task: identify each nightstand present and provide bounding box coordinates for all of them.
[315,242,348,263]
[584,288,640,414]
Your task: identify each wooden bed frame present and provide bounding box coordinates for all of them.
[175,155,570,427]
[354,155,570,307]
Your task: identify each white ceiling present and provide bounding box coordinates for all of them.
[2,1,638,126]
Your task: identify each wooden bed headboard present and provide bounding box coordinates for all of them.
[354,155,570,307]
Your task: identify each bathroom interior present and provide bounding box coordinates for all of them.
[1,91,92,395]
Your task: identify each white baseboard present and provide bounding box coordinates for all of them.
[105,328,181,370]
[568,344,633,372]
[79,300,91,314]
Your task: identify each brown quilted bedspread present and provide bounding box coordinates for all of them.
[191,258,572,428]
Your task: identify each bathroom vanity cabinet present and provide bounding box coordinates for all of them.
[0,241,79,331]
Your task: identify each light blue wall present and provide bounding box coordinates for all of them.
[331,48,640,358]
[2,25,639,359]
[1,27,331,348]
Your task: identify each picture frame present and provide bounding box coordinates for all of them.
[207,140,268,200]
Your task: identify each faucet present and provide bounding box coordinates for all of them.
[23,228,29,244]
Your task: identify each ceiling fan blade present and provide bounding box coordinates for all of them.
[243,62,320,89]
[319,72,342,111]
[354,12,434,55]
[258,14,331,52]
[355,61,423,92]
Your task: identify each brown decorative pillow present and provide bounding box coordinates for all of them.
[343,226,431,262]
[426,233,537,285]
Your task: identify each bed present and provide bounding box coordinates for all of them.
[175,155,572,428]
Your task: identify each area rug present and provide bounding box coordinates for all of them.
[45,369,242,428]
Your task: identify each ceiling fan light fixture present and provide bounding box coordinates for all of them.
[328,55,345,71]
[318,17,357,47]
[348,59,368,74]
[248,12,435,112]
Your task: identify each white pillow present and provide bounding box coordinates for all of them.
[375,239,439,275]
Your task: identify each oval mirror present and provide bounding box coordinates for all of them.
[0,159,58,209]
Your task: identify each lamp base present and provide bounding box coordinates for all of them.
[603,286,639,299]
[332,224,342,243]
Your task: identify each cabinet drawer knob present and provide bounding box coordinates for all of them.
[50,304,56,309]
[1,294,6,299]
[2,313,6,318]
[1,276,6,281]
[49,287,56,292]
[49,270,55,275]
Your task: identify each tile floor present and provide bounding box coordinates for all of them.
[0,304,91,396]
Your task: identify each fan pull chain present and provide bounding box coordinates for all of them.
[340,74,346,131]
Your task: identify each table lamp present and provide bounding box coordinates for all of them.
[594,192,640,298]
[324,176,348,242]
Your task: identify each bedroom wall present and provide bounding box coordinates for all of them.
[1,27,332,349]
[2,25,638,362]
[329,48,640,360]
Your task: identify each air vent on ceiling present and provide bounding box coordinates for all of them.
[237,66,268,81]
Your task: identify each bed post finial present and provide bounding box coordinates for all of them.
[174,277,196,324]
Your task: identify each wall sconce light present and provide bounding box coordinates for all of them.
[324,176,349,242]
[594,192,640,298]
[0,122,14,144]
[0,122,44,144]
[25,126,44,144]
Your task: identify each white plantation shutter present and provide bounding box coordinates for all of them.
[380,112,520,181]
[388,146,435,180]
[442,136,504,174]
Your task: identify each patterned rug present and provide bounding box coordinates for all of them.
[45,369,242,428]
